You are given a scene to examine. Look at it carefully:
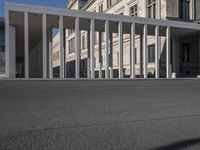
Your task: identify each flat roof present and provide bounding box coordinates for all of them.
[5,2,200,38]
[5,2,200,30]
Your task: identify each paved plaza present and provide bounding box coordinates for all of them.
[0,79,200,149]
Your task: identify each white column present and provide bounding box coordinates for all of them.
[118,21,123,79]
[6,25,16,78]
[48,28,53,79]
[98,32,102,79]
[24,12,29,78]
[63,30,66,78]
[75,17,80,79]
[143,24,148,79]
[109,32,113,79]
[90,19,95,78]
[199,33,200,76]
[42,14,47,78]
[140,35,143,77]
[5,9,10,78]
[87,30,91,79]
[59,15,64,78]
[105,20,109,79]
[131,23,135,79]
[172,38,176,74]
[191,0,195,20]
[166,26,171,78]
[155,25,160,78]
[49,42,53,78]
[176,37,180,76]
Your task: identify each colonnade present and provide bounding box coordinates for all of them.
[6,10,172,79]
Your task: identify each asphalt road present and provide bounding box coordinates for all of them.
[0,79,200,150]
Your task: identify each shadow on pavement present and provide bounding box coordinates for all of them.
[150,137,200,150]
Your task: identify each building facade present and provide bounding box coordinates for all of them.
[4,1,200,79]
[52,0,200,78]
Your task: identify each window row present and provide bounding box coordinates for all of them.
[55,42,190,64]
[128,0,191,19]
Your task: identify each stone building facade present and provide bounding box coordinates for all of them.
[52,0,200,78]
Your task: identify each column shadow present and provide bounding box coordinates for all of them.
[150,137,200,150]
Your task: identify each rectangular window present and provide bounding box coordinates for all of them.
[147,0,156,19]
[107,0,112,8]
[179,0,190,19]
[69,38,75,54]
[99,3,103,12]
[68,29,74,35]
[182,44,189,62]
[148,45,155,63]
[107,0,120,8]
[82,35,85,50]
[130,5,138,16]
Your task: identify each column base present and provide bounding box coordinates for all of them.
[172,72,176,79]
[110,68,113,79]
[0,74,7,78]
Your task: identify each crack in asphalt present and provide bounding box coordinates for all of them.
[1,114,200,134]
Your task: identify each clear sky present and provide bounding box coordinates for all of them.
[0,0,68,17]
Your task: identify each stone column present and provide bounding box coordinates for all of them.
[98,32,102,79]
[109,32,113,79]
[5,10,16,78]
[143,24,148,79]
[42,14,47,78]
[75,17,80,79]
[140,35,143,77]
[172,38,176,74]
[49,42,53,79]
[131,23,135,78]
[105,20,109,79]
[155,25,160,78]
[87,30,91,79]
[166,26,171,78]
[5,9,9,78]
[90,19,95,78]
[59,15,64,78]
[118,21,123,79]
[198,33,200,77]
[24,12,29,78]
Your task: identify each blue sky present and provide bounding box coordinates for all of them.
[0,0,68,17]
